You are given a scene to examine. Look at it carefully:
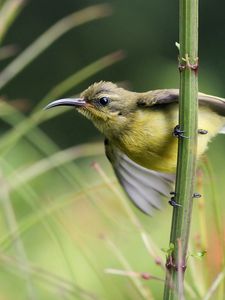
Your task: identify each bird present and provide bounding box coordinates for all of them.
[45,81,225,215]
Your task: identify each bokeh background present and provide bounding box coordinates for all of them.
[0,0,225,299]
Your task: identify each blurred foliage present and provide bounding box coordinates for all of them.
[0,0,225,299]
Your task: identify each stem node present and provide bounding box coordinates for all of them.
[178,55,199,74]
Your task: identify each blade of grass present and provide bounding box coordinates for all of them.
[0,157,106,298]
[91,163,164,265]
[188,252,206,298]
[0,0,26,44]
[0,144,136,254]
[196,168,208,249]
[0,142,160,300]
[203,159,222,236]
[92,163,198,300]
[203,159,225,299]
[8,142,103,190]
[0,180,119,250]
[182,168,208,298]
[35,50,125,110]
[0,3,112,90]
[105,268,164,282]
[106,238,154,300]
[203,270,225,300]
[92,161,198,298]
[0,252,97,300]
[0,50,124,154]
[0,115,137,243]
[0,173,37,299]
[47,200,126,300]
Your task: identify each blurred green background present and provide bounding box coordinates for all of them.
[0,0,225,299]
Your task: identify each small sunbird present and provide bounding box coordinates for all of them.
[45,81,225,214]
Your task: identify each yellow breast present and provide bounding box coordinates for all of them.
[115,104,225,173]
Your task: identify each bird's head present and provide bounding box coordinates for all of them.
[45,81,138,136]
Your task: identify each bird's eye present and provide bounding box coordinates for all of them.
[99,97,110,106]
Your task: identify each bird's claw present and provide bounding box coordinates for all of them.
[169,192,182,207]
[173,125,188,139]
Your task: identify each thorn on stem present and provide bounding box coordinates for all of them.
[198,129,208,135]
[193,193,201,198]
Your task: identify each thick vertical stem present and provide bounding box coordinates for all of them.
[163,0,198,299]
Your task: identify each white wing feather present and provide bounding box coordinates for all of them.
[105,141,175,215]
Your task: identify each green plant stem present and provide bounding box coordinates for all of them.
[163,0,198,299]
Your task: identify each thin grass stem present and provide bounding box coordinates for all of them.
[0,0,26,44]
[0,173,37,299]
[0,3,112,90]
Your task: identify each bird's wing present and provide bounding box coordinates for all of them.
[138,89,225,116]
[105,140,175,215]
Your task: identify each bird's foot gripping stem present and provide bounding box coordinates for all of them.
[173,125,188,139]
[168,192,201,207]
[168,192,182,207]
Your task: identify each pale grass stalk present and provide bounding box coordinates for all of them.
[0,181,117,249]
[0,139,138,258]
[105,268,164,282]
[203,160,222,237]
[183,282,198,299]
[0,157,96,287]
[0,155,117,299]
[203,270,225,300]
[38,211,80,290]
[0,50,124,155]
[35,50,124,110]
[0,106,86,185]
[92,162,198,299]
[106,238,154,300]
[188,251,206,298]
[46,205,126,300]
[0,252,96,300]
[0,163,79,289]
[92,162,162,261]
[182,170,208,298]
[8,142,103,190]
[0,3,112,90]
[0,0,26,44]
[177,239,185,300]
[196,169,208,249]
[0,173,37,299]
[204,160,225,298]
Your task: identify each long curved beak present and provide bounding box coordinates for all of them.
[44,98,86,110]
